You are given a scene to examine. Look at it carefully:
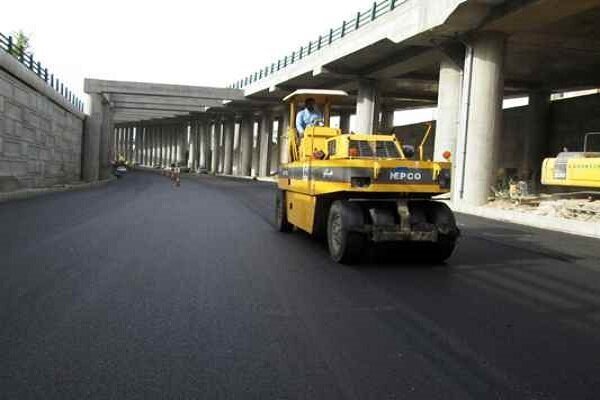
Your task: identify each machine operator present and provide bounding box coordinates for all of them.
[296,98,323,137]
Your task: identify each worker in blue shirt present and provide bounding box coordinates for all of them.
[296,98,323,137]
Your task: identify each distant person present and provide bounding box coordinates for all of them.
[296,98,323,137]
[170,163,181,187]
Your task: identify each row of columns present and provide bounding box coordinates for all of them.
[108,112,288,178]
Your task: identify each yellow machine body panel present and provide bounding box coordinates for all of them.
[279,158,450,196]
[541,153,600,188]
[285,191,317,233]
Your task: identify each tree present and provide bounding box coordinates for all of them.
[10,30,31,57]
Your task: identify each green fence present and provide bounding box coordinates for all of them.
[229,0,409,90]
[0,32,84,112]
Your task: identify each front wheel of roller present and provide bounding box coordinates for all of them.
[327,201,366,264]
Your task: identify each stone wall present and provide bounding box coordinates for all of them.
[0,55,84,192]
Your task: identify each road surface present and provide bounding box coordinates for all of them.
[1,172,600,399]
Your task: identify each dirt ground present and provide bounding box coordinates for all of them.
[487,197,600,223]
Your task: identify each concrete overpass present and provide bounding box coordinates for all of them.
[83,0,600,206]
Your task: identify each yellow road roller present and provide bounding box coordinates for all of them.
[541,132,600,189]
[275,90,459,264]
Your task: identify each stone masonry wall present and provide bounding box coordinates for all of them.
[0,67,83,191]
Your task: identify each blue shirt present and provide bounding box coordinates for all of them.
[296,108,323,136]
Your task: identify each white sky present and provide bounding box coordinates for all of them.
[1,0,373,106]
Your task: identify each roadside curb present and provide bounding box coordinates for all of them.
[0,177,116,204]
[134,166,277,185]
[451,203,600,240]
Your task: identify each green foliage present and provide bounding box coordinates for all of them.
[10,30,31,56]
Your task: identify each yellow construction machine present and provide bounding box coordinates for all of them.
[541,132,600,189]
[275,90,459,264]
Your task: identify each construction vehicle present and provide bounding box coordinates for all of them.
[275,90,459,264]
[541,132,600,189]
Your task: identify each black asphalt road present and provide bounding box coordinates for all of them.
[1,172,600,399]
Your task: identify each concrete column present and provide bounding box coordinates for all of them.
[128,126,134,162]
[139,126,145,165]
[223,116,235,175]
[210,120,220,174]
[252,120,261,176]
[356,79,379,134]
[380,107,395,133]
[134,124,141,164]
[258,112,273,177]
[119,126,125,159]
[156,127,162,166]
[163,125,175,166]
[146,127,152,166]
[189,120,197,170]
[115,128,121,157]
[279,112,290,165]
[82,93,102,182]
[240,113,254,176]
[177,122,187,165]
[521,90,550,184]
[435,59,463,163]
[107,110,116,164]
[98,100,112,179]
[459,32,506,206]
[198,120,207,170]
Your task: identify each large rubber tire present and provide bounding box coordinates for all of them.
[275,190,293,232]
[409,200,459,264]
[327,200,367,264]
[423,236,457,264]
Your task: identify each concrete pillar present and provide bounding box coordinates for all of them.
[138,126,145,165]
[459,32,506,206]
[435,59,463,165]
[134,124,141,164]
[82,93,102,182]
[146,127,152,166]
[339,111,351,133]
[120,127,125,158]
[380,107,395,133]
[128,126,134,162]
[177,122,187,165]
[107,110,115,164]
[98,100,112,179]
[189,120,197,170]
[356,79,379,134]
[258,112,273,177]
[521,90,550,184]
[168,126,174,166]
[240,113,254,176]
[211,120,221,174]
[198,120,207,170]
[279,112,290,165]
[223,116,235,175]
[252,121,260,176]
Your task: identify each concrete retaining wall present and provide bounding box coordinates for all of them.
[0,53,84,192]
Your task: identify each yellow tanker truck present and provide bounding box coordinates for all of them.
[275,90,459,264]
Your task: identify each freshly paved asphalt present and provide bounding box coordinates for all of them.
[1,171,600,399]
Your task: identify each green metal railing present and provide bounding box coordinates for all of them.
[0,32,84,112]
[228,0,408,90]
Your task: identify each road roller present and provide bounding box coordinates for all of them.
[275,90,459,264]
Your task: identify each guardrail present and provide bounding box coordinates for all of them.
[228,0,409,90]
[0,32,84,112]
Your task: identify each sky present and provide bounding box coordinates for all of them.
[1,0,373,106]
